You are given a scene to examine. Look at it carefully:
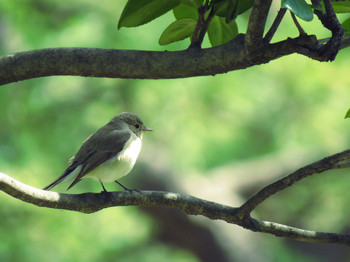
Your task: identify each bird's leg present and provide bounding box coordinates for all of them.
[99,179,108,193]
[114,180,130,191]
[114,180,141,192]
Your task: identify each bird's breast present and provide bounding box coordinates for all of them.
[117,136,142,164]
[86,136,142,182]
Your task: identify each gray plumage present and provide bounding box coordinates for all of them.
[43,112,151,191]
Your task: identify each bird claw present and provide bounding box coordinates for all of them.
[126,188,141,193]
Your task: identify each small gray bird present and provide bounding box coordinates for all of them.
[43,112,152,191]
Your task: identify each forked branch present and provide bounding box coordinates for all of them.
[1,149,350,246]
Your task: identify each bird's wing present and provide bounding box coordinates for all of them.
[66,129,131,189]
[43,126,131,191]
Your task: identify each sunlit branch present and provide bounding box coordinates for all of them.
[2,149,350,246]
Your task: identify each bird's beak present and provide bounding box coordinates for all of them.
[143,127,153,132]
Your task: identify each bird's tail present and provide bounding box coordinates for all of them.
[43,178,63,191]
[43,165,80,190]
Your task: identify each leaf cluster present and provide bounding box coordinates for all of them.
[117,0,250,47]
[118,0,350,48]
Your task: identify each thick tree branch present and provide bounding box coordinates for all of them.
[0,0,348,85]
[2,149,350,246]
[2,33,350,86]
[0,172,239,217]
[245,0,272,51]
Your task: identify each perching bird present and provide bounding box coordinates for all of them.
[43,112,152,191]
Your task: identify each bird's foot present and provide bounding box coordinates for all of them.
[126,188,141,193]
[114,180,141,193]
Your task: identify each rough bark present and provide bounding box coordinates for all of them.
[2,149,350,246]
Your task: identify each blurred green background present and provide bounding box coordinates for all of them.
[1,0,350,261]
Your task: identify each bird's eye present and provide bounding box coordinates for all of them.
[135,124,140,129]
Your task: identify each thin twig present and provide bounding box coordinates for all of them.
[264,8,287,43]
[290,12,306,36]
[238,149,350,216]
[190,8,205,47]
[196,7,215,47]
[189,0,210,48]
[244,217,350,245]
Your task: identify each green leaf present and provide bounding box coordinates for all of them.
[180,0,202,8]
[342,17,350,32]
[281,0,314,21]
[237,0,254,15]
[210,0,229,19]
[226,0,239,23]
[310,3,323,12]
[173,3,198,20]
[211,0,227,5]
[208,16,238,46]
[319,1,350,13]
[118,0,180,29]
[345,108,350,119]
[215,0,254,17]
[159,18,197,45]
[329,1,350,13]
[215,2,231,17]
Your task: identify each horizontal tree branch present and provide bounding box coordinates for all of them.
[0,172,240,218]
[2,149,350,246]
[1,33,350,86]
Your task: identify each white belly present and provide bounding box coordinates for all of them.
[85,136,142,182]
